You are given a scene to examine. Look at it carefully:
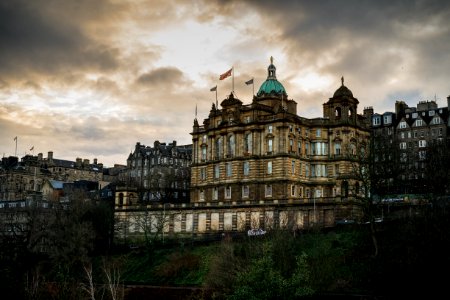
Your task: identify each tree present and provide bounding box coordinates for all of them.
[424,139,450,196]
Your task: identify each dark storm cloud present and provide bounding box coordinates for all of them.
[136,67,189,87]
[0,0,123,80]
[246,0,450,70]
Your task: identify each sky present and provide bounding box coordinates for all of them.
[1,0,449,167]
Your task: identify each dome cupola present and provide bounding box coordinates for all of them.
[256,56,287,97]
[333,76,353,98]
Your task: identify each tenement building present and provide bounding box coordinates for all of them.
[123,140,192,204]
[368,97,450,196]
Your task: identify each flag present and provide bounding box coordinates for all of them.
[219,68,232,80]
[30,146,34,151]
[210,85,217,92]
[14,136,17,141]
[245,78,254,85]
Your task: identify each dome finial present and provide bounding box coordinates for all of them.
[270,56,273,64]
[341,76,344,86]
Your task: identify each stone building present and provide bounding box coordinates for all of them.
[115,58,372,242]
[0,151,105,202]
[367,97,450,195]
[191,59,370,210]
[124,140,192,204]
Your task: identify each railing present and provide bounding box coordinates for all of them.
[115,197,357,211]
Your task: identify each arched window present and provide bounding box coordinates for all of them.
[244,132,252,154]
[348,107,353,117]
[335,107,342,118]
[119,193,124,206]
[215,137,223,159]
[227,134,235,156]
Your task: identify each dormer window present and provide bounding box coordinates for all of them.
[399,121,407,129]
[414,119,423,127]
[373,117,381,126]
[383,115,392,124]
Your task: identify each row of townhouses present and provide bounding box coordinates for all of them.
[1,58,449,242]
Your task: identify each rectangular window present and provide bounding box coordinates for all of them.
[243,161,250,176]
[399,121,407,129]
[200,167,206,180]
[268,139,273,152]
[267,161,272,174]
[199,190,205,201]
[316,129,321,137]
[226,162,232,177]
[265,185,272,197]
[291,185,296,196]
[242,185,249,198]
[225,186,232,199]
[268,125,273,133]
[214,164,220,179]
[201,147,206,160]
[335,164,340,176]
[419,140,427,148]
[372,117,381,126]
[291,160,295,174]
[213,187,218,200]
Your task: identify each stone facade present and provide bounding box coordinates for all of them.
[190,63,370,209]
[114,59,371,241]
[366,96,450,195]
[124,140,192,203]
[0,151,105,202]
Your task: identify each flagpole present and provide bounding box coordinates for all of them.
[252,78,254,96]
[232,66,234,93]
[215,88,218,108]
[14,137,17,157]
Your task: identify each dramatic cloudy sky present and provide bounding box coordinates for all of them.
[1,0,449,167]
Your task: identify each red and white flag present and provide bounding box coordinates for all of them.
[219,68,232,80]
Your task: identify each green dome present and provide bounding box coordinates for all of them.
[257,78,286,96]
[256,57,287,97]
